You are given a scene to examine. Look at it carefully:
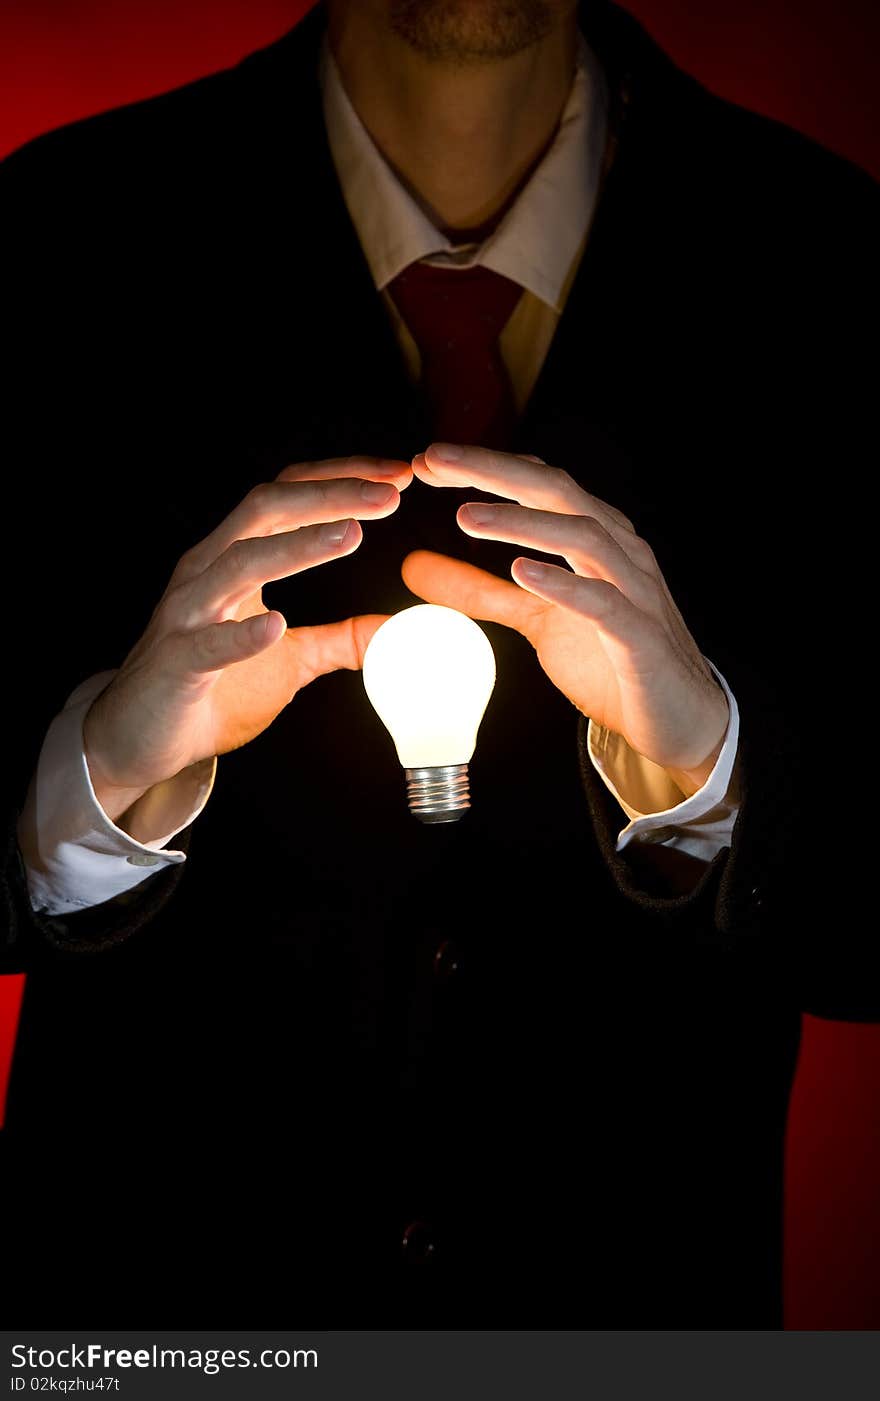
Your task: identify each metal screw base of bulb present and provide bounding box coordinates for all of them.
[405,765,470,824]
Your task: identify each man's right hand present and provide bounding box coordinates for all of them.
[83,456,412,825]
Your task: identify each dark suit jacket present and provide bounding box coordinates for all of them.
[1,0,877,1328]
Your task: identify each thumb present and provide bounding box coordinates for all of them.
[401,550,544,638]
[285,614,390,685]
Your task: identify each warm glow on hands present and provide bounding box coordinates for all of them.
[82,455,413,824]
[403,442,728,794]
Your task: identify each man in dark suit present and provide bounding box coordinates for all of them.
[1,0,876,1327]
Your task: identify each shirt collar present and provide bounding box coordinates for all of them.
[319,31,608,313]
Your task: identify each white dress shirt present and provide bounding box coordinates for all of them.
[17,30,741,918]
[322,32,610,413]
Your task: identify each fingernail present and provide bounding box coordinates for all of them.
[361,481,396,505]
[463,504,496,526]
[322,519,353,546]
[431,442,464,462]
[517,560,547,583]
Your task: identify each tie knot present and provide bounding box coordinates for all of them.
[387,261,522,358]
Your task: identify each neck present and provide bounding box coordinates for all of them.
[327,7,579,235]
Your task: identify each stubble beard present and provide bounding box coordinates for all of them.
[389,0,555,63]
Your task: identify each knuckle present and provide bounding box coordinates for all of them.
[297,477,326,507]
[591,579,620,613]
[223,537,251,578]
[288,479,322,516]
[576,514,605,546]
[157,582,188,629]
[196,624,226,661]
[549,465,574,495]
[313,478,349,511]
[245,482,275,515]
[278,456,328,483]
[630,534,657,569]
[637,577,665,617]
[172,545,202,583]
[644,572,664,602]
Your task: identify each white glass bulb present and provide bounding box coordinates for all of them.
[362,604,496,823]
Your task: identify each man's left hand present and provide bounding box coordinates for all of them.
[403,442,728,796]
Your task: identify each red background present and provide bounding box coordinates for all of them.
[1,0,878,1330]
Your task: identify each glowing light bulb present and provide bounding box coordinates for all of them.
[363,604,496,824]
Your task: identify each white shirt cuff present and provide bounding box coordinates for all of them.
[17,672,216,916]
[587,663,740,864]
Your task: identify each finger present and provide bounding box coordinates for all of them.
[170,520,362,628]
[401,549,546,638]
[173,477,403,583]
[278,456,413,488]
[511,558,651,648]
[172,609,288,677]
[418,453,547,469]
[285,613,390,688]
[417,442,636,535]
[457,503,660,612]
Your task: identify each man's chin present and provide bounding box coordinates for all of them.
[389,0,556,63]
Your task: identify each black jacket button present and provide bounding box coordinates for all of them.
[433,939,461,980]
[401,1219,436,1262]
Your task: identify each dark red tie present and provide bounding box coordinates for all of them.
[387,261,523,450]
